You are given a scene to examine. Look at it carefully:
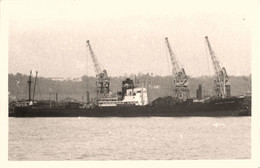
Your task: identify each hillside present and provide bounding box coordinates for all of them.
[8,73,251,102]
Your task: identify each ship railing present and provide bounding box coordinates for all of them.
[98,101,137,104]
[98,100,139,106]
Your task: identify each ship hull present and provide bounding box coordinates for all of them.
[11,97,250,117]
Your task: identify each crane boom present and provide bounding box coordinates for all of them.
[205,36,222,77]
[205,36,230,98]
[165,37,189,100]
[86,40,103,74]
[165,37,188,86]
[165,37,182,76]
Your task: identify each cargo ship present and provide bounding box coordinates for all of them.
[10,77,250,117]
[9,37,251,117]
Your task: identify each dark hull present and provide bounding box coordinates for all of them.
[11,97,250,117]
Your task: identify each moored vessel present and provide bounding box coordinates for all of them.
[11,75,249,117]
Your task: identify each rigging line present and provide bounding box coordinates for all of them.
[93,43,104,72]
[95,43,104,71]
[166,41,171,76]
[173,44,182,70]
[36,80,43,100]
[99,59,104,71]
[165,40,174,96]
[25,83,29,100]
[205,40,212,76]
[86,41,89,92]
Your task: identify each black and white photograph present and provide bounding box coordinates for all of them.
[1,0,258,167]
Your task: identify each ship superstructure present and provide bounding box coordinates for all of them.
[98,78,148,107]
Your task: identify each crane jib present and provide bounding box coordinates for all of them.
[86,40,110,99]
[165,37,189,100]
[205,36,230,98]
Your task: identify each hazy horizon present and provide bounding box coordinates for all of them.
[8,71,251,79]
[7,0,251,78]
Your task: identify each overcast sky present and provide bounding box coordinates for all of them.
[6,0,251,78]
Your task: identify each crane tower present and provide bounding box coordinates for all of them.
[86,40,110,99]
[205,36,230,98]
[165,37,189,101]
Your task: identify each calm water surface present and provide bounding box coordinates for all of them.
[9,117,251,160]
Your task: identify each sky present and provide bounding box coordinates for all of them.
[6,0,252,78]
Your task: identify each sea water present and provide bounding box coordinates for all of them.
[8,117,251,160]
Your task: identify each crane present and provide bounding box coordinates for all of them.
[205,36,230,98]
[165,37,189,101]
[86,40,110,99]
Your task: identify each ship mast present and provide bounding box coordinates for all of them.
[165,37,189,101]
[205,36,230,98]
[86,40,110,100]
[28,70,32,101]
